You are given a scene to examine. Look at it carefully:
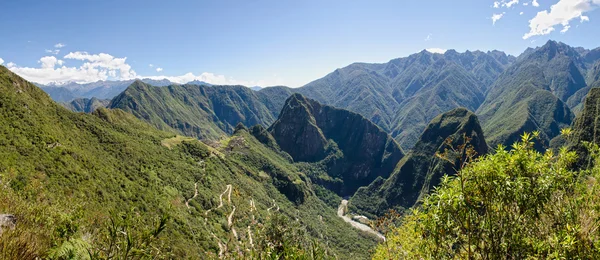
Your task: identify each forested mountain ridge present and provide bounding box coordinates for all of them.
[108,81,282,140]
[476,40,600,149]
[268,93,405,196]
[350,108,487,217]
[61,97,110,113]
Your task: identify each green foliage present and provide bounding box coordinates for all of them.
[374,133,600,259]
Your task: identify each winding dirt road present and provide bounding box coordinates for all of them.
[337,200,385,241]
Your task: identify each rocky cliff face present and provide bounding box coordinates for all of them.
[269,93,405,196]
[350,108,488,217]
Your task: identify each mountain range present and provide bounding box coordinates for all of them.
[7,40,600,258]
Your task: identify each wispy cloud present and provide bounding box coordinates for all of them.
[156,67,163,72]
[0,58,4,65]
[492,12,506,25]
[425,33,433,41]
[45,49,60,55]
[532,0,540,7]
[494,0,520,8]
[54,43,66,48]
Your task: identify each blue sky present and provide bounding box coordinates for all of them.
[1,0,599,87]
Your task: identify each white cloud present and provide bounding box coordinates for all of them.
[149,64,154,67]
[0,58,3,65]
[39,56,59,69]
[63,51,137,79]
[54,43,66,48]
[581,15,590,21]
[425,33,433,41]
[532,0,540,7]
[505,0,520,7]
[523,0,600,39]
[492,12,506,25]
[7,51,284,87]
[7,52,138,84]
[425,48,447,54]
[561,24,571,32]
[45,49,60,55]
[524,2,530,5]
[495,0,520,8]
[521,11,525,14]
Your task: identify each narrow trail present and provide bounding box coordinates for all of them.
[210,232,226,257]
[247,198,256,248]
[337,200,386,241]
[228,205,237,239]
[205,184,232,216]
[266,199,279,213]
[185,182,198,209]
[201,184,234,258]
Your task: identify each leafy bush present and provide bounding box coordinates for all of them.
[375,132,600,259]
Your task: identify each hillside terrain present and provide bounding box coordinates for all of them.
[0,66,378,259]
[109,81,282,140]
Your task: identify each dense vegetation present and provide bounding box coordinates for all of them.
[374,133,600,259]
[0,66,378,259]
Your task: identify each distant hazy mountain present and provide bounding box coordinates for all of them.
[38,79,213,103]
[37,78,174,102]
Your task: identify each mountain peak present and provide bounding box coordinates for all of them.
[269,94,404,196]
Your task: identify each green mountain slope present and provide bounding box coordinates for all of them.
[61,97,110,113]
[269,94,405,196]
[0,66,377,258]
[109,81,280,141]
[477,41,581,149]
[350,108,487,217]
